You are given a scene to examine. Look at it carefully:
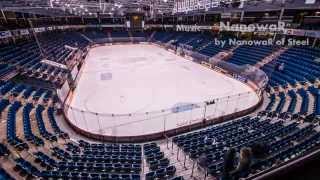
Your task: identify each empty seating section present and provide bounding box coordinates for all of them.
[131,32,146,37]
[33,151,57,170]
[153,32,178,43]
[111,31,129,38]
[152,32,235,57]
[7,101,29,151]
[32,88,46,100]
[0,41,38,77]
[0,81,15,96]
[35,105,57,141]
[0,82,144,179]
[22,63,67,85]
[250,125,320,173]
[40,32,89,55]
[275,92,286,113]
[84,18,99,25]
[298,88,310,115]
[188,35,214,50]
[228,45,275,65]
[22,103,44,146]
[1,81,62,151]
[47,107,68,138]
[151,32,319,88]
[38,141,142,179]
[287,90,297,113]
[0,64,14,77]
[11,84,26,96]
[83,30,109,40]
[39,38,72,64]
[262,47,320,87]
[308,86,320,116]
[264,88,318,117]
[0,32,89,84]
[168,32,197,45]
[266,94,276,111]
[173,116,320,179]
[265,88,308,118]
[0,99,10,114]
[153,32,212,50]
[175,32,198,45]
[198,41,231,57]
[84,31,146,42]
[22,86,34,99]
[0,41,39,66]
[13,158,41,178]
[144,143,176,179]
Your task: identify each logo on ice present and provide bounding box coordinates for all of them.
[220,21,286,32]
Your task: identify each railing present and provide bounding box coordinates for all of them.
[63,90,259,137]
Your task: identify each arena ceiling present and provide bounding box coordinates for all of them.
[0,0,319,17]
[0,0,175,17]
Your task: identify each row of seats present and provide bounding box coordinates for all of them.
[287,90,298,114]
[47,106,68,138]
[275,92,286,113]
[6,101,29,151]
[144,143,177,179]
[298,88,310,115]
[308,86,320,116]
[22,103,44,146]
[265,94,275,111]
[35,105,58,141]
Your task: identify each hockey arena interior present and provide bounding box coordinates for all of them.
[0,0,320,180]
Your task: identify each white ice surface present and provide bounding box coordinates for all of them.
[66,44,259,136]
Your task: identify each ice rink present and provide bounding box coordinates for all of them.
[66,44,259,137]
